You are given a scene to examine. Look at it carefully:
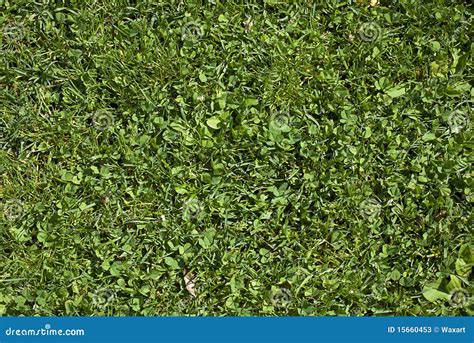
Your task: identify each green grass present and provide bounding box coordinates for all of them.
[0,0,472,316]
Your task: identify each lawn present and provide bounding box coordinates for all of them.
[0,0,472,316]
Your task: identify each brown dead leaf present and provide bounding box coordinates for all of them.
[183,268,196,298]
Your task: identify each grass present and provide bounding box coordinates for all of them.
[0,0,472,316]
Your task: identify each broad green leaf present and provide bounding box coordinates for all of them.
[386,86,406,98]
[164,257,180,269]
[101,261,110,271]
[422,287,450,302]
[363,127,372,138]
[206,116,221,129]
[218,98,226,109]
[61,171,73,182]
[139,285,150,295]
[375,76,389,90]
[100,166,110,177]
[198,72,207,82]
[174,186,188,194]
[390,270,401,281]
[455,258,471,277]
[430,41,441,52]
[148,270,163,280]
[244,98,259,107]
[110,262,121,276]
[422,132,436,141]
[446,275,463,292]
[459,244,473,264]
[37,231,48,243]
